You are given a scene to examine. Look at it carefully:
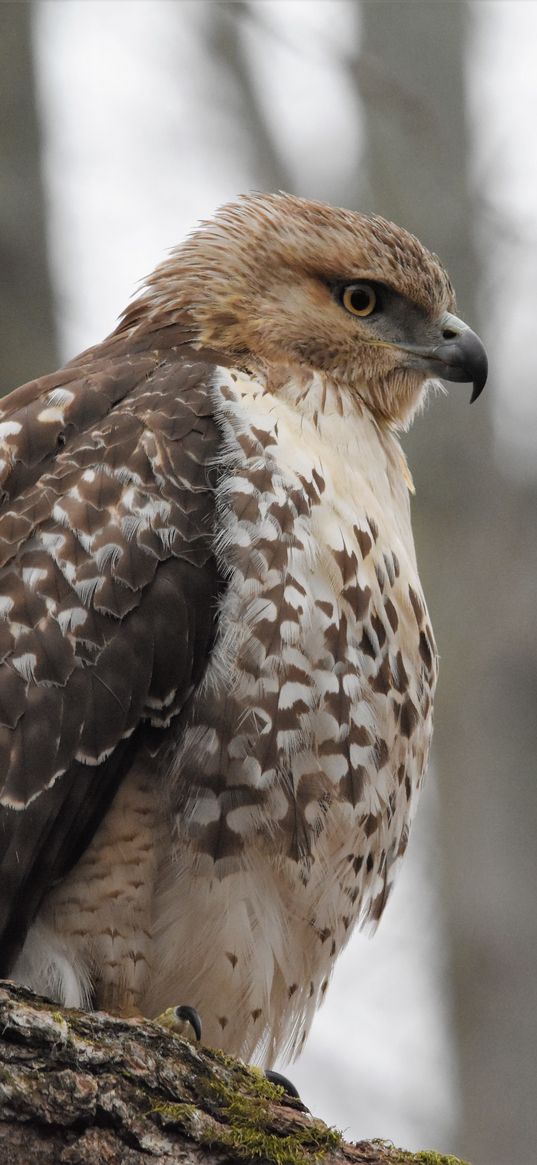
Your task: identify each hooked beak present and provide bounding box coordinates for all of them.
[402,311,488,403]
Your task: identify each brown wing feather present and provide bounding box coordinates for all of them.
[0,335,222,972]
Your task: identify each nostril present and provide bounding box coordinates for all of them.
[442,327,458,341]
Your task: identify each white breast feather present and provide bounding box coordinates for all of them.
[147,365,436,1066]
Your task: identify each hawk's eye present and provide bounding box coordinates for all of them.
[341,283,378,318]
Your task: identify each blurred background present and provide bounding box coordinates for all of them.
[1,2,536,1162]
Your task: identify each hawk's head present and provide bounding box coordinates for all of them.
[126,192,487,427]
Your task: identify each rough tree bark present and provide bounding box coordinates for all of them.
[0,982,467,1165]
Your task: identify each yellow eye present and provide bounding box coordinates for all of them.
[341,283,377,317]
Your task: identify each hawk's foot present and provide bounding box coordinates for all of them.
[155,1004,202,1043]
[265,1069,302,1101]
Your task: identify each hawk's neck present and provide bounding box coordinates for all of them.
[213,363,415,550]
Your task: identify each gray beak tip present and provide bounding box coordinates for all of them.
[470,382,485,405]
[469,359,488,404]
[433,319,488,404]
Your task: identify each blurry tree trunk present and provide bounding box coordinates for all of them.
[0,2,57,394]
[360,4,537,1164]
[192,1,294,194]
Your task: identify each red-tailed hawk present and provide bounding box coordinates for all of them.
[0,194,486,1066]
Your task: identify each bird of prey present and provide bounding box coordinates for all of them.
[0,193,486,1066]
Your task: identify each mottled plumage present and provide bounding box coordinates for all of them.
[0,194,486,1065]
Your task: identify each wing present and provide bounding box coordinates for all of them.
[0,330,223,972]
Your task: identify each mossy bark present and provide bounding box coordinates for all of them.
[0,982,468,1165]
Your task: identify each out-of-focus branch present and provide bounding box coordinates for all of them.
[235,3,436,140]
[203,1,294,193]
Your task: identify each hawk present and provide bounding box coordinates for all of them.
[0,193,486,1066]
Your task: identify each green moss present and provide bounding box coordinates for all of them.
[199,1076,342,1165]
[373,1145,469,1165]
[211,1067,284,1105]
[211,1123,341,1165]
[150,1101,198,1124]
[147,1097,216,1142]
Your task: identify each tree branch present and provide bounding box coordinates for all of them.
[0,981,467,1165]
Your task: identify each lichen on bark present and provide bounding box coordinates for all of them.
[0,982,469,1165]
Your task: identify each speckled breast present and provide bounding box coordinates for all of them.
[169,365,437,928]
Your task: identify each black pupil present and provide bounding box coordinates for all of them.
[350,287,372,313]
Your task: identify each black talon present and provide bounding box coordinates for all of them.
[174,1004,202,1042]
[265,1069,301,1100]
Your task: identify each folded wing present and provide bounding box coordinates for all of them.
[0,333,222,972]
